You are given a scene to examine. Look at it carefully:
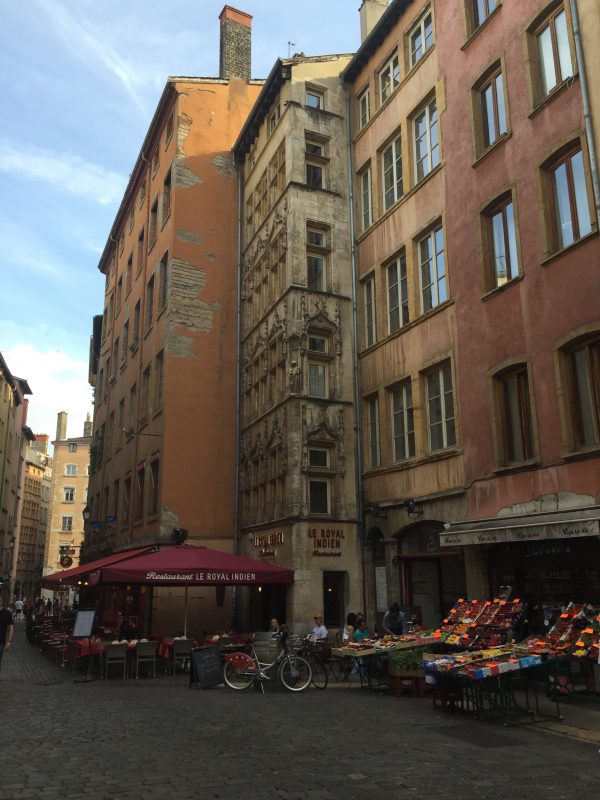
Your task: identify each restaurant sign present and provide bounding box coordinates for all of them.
[308,527,346,558]
[441,520,599,548]
[249,530,285,559]
[145,570,257,583]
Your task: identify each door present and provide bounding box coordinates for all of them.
[410,560,440,628]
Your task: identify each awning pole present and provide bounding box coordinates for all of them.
[184,585,188,638]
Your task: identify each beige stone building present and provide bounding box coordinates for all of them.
[14,448,50,598]
[233,52,360,634]
[0,354,33,599]
[43,412,92,593]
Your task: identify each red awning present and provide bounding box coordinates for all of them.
[40,546,155,589]
[90,544,294,586]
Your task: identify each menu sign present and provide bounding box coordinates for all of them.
[250,530,284,559]
[190,646,223,689]
[441,519,599,547]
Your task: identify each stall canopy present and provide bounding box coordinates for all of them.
[88,544,294,586]
[40,546,155,590]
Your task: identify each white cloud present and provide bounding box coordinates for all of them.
[0,218,69,280]
[2,344,93,448]
[0,139,126,206]
[36,0,151,112]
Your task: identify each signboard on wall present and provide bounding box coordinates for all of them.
[441,519,599,547]
[375,566,388,613]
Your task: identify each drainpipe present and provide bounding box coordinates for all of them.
[569,0,600,218]
[344,83,367,618]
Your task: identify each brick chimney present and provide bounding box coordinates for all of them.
[219,6,252,81]
[83,413,92,438]
[359,0,389,43]
[56,411,68,441]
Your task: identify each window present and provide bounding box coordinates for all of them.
[118,398,125,448]
[134,463,145,521]
[547,146,592,251]
[140,179,147,206]
[149,199,158,249]
[309,479,329,514]
[414,98,440,181]
[426,362,456,451]
[136,228,145,273]
[116,277,123,317]
[68,443,77,453]
[165,111,174,145]
[484,195,520,288]
[308,334,328,354]
[536,6,573,98]
[65,464,77,476]
[128,207,135,233]
[564,335,600,449]
[306,224,329,292]
[309,447,329,468]
[366,395,380,468]
[306,88,324,109]
[133,301,140,349]
[122,320,129,360]
[123,476,131,525]
[148,455,159,516]
[306,135,327,189]
[162,169,172,222]
[364,276,376,348]
[159,251,168,309]
[391,380,415,462]
[152,148,159,175]
[61,516,73,532]
[379,52,399,105]
[268,103,280,135]
[419,226,446,312]
[113,479,120,521]
[129,383,137,432]
[358,88,370,130]
[382,134,403,211]
[472,0,497,30]
[63,487,75,503]
[308,362,327,398]
[409,9,433,67]
[478,67,508,149]
[360,166,373,230]
[125,254,132,295]
[145,275,155,332]
[154,351,164,412]
[495,366,534,464]
[142,365,151,419]
[387,250,409,333]
[118,231,124,255]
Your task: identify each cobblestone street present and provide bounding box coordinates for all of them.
[1,621,599,800]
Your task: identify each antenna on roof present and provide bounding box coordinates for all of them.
[288,41,296,58]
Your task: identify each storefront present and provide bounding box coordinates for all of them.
[440,506,600,610]
[240,521,361,635]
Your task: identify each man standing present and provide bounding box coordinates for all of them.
[0,596,14,671]
[382,603,406,635]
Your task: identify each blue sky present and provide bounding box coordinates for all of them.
[0,0,360,442]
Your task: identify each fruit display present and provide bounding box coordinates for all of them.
[524,603,600,659]
[436,598,525,649]
[422,645,542,681]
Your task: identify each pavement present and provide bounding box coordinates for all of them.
[1,620,599,800]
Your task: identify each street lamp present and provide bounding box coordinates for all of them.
[82,505,92,523]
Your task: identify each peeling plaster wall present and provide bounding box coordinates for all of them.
[165,257,219,358]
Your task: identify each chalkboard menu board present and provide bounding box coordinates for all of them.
[72,610,95,639]
[190,646,223,689]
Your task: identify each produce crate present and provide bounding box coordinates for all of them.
[390,674,424,697]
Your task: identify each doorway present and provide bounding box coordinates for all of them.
[323,571,346,627]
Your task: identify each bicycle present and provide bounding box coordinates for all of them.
[223,630,312,693]
[297,638,329,690]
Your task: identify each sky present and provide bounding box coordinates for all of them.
[0,0,361,445]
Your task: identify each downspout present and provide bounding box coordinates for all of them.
[569,0,600,217]
[233,156,244,624]
[344,83,367,618]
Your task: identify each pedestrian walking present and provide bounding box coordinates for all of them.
[0,596,15,671]
[14,598,24,620]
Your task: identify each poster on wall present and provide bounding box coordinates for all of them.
[375,566,388,613]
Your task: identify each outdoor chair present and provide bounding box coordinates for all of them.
[135,640,158,679]
[104,642,129,679]
[172,638,193,675]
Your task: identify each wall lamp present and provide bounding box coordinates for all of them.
[403,499,423,518]
[364,502,387,519]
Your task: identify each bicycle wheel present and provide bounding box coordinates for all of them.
[223,661,254,690]
[279,655,312,692]
[308,654,328,689]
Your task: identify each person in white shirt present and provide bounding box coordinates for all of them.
[14,598,24,621]
[310,614,328,643]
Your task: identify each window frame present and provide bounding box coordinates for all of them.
[493,364,536,466]
[364,275,376,349]
[560,333,600,451]
[382,133,403,211]
[358,88,370,130]
[308,478,330,515]
[543,143,594,253]
[533,4,574,101]
[409,8,434,68]
[391,379,415,462]
[482,192,520,290]
[360,165,373,231]
[418,225,447,313]
[476,65,508,151]
[425,361,456,452]
[386,250,409,334]
[413,96,440,182]
[366,394,380,468]
[379,51,400,106]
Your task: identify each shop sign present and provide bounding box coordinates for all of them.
[249,531,284,560]
[440,519,599,547]
[308,527,345,557]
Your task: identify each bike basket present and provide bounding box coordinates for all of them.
[224,651,256,670]
[286,634,304,653]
